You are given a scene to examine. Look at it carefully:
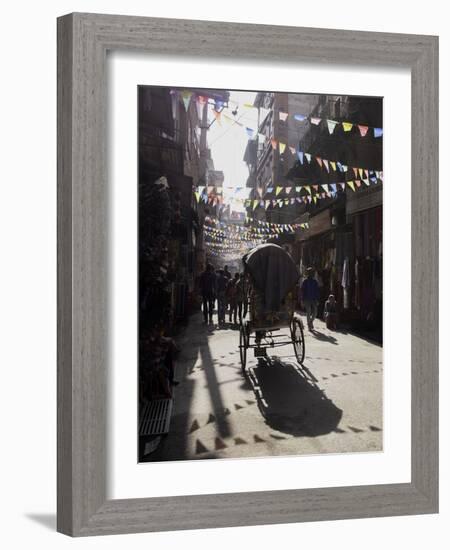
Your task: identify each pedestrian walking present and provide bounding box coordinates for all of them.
[301,267,320,330]
[223,265,232,281]
[216,269,228,324]
[199,264,216,324]
[324,294,338,330]
[223,264,232,313]
[236,273,246,323]
[227,273,239,324]
[242,272,250,318]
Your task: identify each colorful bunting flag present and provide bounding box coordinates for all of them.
[270,138,277,150]
[327,119,338,134]
[297,151,304,164]
[342,122,353,132]
[316,157,323,168]
[294,114,307,121]
[275,186,283,196]
[374,128,383,138]
[347,181,356,192]
[358,125,369,137]
[305,153,311,163]
[323,159,330,172]
[330,161,337,171]
[279,142,286,154]
[310,117,321,125]
[181,90,192,111]
[279,111,288,121]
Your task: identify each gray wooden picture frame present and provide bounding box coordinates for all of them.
[57,12,439,537]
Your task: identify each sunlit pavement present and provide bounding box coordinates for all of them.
[144,311,383,462]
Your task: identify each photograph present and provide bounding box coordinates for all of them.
[138,85,383,462]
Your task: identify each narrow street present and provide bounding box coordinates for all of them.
[144,312,383,461]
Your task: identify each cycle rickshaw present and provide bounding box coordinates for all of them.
[239,243,305,372]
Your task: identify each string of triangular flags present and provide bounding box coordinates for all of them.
[242,179,377,210]
[276,111,382,138]
[173,90,382,143]
[260,138,384,179]
[204,216,308,232]
[244,216,309,230]
[203,224,284,240]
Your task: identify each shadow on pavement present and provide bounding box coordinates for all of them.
[142,312,233,461]
[309,328,338,345]
[249,358,343,437]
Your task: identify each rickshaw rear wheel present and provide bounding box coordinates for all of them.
[291,316,305,365]
[239,323,248,373]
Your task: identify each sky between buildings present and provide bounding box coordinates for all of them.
[207,90,258,212]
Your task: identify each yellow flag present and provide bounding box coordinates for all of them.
[279,142,286,154]
[330,161,337,171]
[304,185,311,195]
[276,186,283,196]
[194,192,200,203]
[342,122,353,132]
[347,181,356,192]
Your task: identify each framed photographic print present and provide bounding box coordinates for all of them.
[57,13,438,536]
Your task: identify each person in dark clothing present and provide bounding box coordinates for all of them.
[301,267,320,330]
[199,264,216,323]
[216,269,228,324]
[223,265,232,313]
[227,273,239,324]
[236,273,246,323]
[324,294,338,330]
[223,265,232,281]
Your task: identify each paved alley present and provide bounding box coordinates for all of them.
[144,312,383,462]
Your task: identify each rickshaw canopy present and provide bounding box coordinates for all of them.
[242,243,300,311]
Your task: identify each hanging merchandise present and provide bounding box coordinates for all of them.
[342,257,350,309]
